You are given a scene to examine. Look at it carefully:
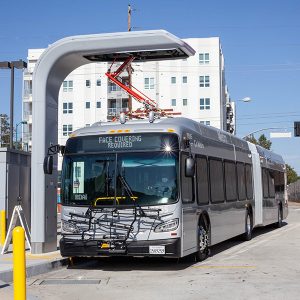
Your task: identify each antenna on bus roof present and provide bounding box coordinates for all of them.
[120,112,126,124]
[149,111,155,123]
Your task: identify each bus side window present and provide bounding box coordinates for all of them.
[224,161,237,201]
[274,171,285,192]
[237,162,246,200]
[262,168,269,198]
[209,158,225,203]
[268,170,275,198]
[196,156,209,205]
[245,164,253,199]
[181,153,194,203]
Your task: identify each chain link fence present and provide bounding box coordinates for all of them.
[288,179,300,202]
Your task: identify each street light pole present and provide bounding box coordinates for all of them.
[9,60,27,149]
[0,60,27,149]
[10,65,15,149]
[234,97,252,135]
[15,121,27,148]
[0,62,11,149]
[242,127,292,140]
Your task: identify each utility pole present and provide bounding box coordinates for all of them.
[127,4,133,112]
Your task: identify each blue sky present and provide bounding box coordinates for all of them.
[0,0,300,173]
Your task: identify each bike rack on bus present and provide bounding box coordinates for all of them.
[62,206,163,254]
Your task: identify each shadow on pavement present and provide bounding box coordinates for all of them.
[209,221,288,258]
[65,221,288,272]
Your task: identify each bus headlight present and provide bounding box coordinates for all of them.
[154,218,179,232]
[62,220,81,233]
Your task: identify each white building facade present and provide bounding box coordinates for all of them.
[22,37,234,164]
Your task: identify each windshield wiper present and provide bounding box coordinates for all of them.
[118,174,134,198]
[118,174,149,218]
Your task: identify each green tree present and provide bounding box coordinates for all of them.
[258,134,272,150]
[245,134,257,144]
[0,114,10,147]
[286,164,298,185]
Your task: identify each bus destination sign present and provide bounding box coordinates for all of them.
[99,135,142,149]
[65,133,179,154]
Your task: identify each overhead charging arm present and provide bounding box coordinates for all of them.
[105,56,181,119]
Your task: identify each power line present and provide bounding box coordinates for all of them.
[238,120,294,126]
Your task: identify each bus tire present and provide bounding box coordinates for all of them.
[243,210,252,241]
[276,205,283,228]
[195,218,209,262]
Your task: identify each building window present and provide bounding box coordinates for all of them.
[108,81,121,92]
[171,99,176,106]
[86,80,91,87]
[144,77,154,89]
[96,79,101,86]
[96,101,101,108]
[86,102,90,109]
[200,98,210,110]
[23,80,32,97]
[63,80,73,92]
[183,99,188,106]
[63,124,73,136]
[182,76,187,84]
[200,121,210,126]
[199,76,210,87]
[63,102,73,114]
[171,77,176,84]
[199,53,210,64]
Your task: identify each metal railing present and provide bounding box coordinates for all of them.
[107,107,129,117]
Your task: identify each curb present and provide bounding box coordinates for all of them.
[0,257,68,283]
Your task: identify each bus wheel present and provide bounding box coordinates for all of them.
[195,220,209,262]
[243,211,252,241]
[276,205,283,228]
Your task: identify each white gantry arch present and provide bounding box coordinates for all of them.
[31,30,195,253]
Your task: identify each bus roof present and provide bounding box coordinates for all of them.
[72,117,247,149]
[70,117,285,168]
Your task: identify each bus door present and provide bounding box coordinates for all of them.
[181,153,197,254]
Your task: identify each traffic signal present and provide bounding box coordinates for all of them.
[294,121,300,137]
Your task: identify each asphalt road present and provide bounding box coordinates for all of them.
[5,204,300,300]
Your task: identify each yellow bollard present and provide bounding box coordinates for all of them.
[0,210,6,246]
[13,226,26,300]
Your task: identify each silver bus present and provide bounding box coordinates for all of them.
[49,117,288,261]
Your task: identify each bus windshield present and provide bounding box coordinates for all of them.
[61,151,178,206]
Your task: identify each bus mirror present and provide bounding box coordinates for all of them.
[185,157,195,177]
[43,155,53,174]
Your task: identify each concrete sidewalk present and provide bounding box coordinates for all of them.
[0,214,67,298]
[0,246,67,300]
[0,246,67,283]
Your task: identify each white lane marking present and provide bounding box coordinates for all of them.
[295,209,300,211]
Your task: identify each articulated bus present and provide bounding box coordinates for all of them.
[48,117,288,261]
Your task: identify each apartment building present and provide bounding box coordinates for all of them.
[22,37,234,164]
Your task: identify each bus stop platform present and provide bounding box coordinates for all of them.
[0,246,67,299]
[0,246,67,283]
[0,213,66,298]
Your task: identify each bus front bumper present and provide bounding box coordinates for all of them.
[60,237,181,258]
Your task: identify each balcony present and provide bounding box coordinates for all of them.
[23,94,32,102]
[107,107,129,119]
[23,112,32,124]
